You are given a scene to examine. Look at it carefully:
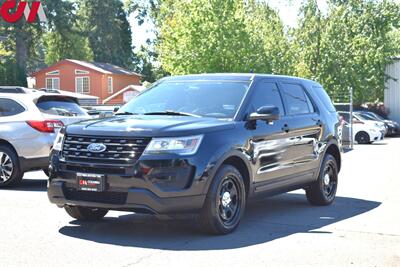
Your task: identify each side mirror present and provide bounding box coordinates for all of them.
[248,106,280,122]
[249,106,279,122]
[113,107,120,113]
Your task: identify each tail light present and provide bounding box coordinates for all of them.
[26,120,64,133]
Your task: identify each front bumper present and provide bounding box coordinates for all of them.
[48,181,206,214]
[47,152,208,214]
[369,130,384,142]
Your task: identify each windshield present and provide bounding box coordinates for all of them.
[37,99,88,117]
[357,113,375,121]
[118,81,250,118]
[368,112,384,121]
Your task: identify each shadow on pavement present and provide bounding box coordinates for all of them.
[59,193,380,250]
[1,179,47,192]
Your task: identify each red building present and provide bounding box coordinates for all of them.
[32,59,143,105]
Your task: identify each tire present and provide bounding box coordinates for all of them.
[198,165,246,235]
[0,145,23,187]
[355,131,370,144]
[64,206,108,221]
[306,154,338,206]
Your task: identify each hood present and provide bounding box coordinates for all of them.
[66,115,235,137]
[364,120,385,128]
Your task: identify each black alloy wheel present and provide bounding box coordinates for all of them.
[306,154,338,206]
[199,164,246,235]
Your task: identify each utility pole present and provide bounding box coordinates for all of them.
[349,86,354,150]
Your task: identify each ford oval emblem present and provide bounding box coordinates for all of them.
[87,143,107,153]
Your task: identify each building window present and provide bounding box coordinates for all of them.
[46,70,59,75]
[108,77,113,93]
[46,78,60,89]
[75,77,90,94]
[75,69,89,75]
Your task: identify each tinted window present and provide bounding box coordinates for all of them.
[119,81,249,118]
[250,82,284,115]
[37,99,87,117]
[281,83,311,115]
[313,86,336,112]
[0,99,25,117]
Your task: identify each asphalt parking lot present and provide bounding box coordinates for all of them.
[1,138,400,267]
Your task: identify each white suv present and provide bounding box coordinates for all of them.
[0,88,91,187]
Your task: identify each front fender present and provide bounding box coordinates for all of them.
[200,146,252,195]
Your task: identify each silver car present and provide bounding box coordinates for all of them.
[0,90,91,187]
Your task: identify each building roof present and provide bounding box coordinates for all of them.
[102,85,144,104]
[66,59,142,76]
[31,59,143,77]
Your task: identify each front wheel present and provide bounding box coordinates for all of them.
[306,154,338,206]
[0,145,23,187]
[355,131,370,144]
[198,165,246,235]
[64,206,108,221]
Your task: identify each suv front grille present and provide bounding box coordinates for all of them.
[62,135,151,165]
[63,187,127,205]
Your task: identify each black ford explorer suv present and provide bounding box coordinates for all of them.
[48,74,341,235]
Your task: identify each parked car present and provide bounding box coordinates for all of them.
[353,112,387,136]
[338,111,384,144]
[357,111,399,136]
[48,74,342,235]
[0,89,91,187]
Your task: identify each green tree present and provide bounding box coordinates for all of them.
[43,0,93,65]
[157,0,291,75]
[292,0,400,103]
[0,0,92,85]
[78,0,136,68]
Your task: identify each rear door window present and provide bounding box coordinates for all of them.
[36,98,87,117]
[280,83,313,115]
[0,98,25,117]
[313,86,336,112]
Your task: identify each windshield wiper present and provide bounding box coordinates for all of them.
[114,112,137,116]
[143,110,201,117]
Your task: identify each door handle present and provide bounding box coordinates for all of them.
[282,124,290,133]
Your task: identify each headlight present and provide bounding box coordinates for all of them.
[144,135,203,155]
[53,128,65,151]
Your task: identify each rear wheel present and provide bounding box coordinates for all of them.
[0,145,23,187]
[64,206,108,221]
[355,131,370,144]
[198,165,246,235]
[306,154,338,206]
